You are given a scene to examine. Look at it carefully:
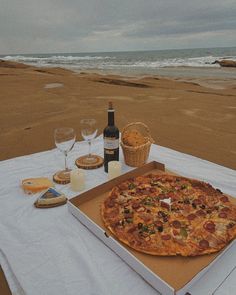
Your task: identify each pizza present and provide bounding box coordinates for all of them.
[101,174,236,256]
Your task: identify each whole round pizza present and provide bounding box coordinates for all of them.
[101,174,236,256]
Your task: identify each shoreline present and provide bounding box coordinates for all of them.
[0,61,236,170]
[73,65,236,79]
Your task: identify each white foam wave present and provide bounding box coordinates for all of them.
[125,56,224,68]
[2,55,114,63]
[2,54,236,70]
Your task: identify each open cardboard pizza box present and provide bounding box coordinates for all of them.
[68,161,236,295]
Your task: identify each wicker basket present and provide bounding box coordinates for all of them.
[120,122,154,167]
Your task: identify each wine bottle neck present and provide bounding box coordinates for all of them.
[108,110,115,126]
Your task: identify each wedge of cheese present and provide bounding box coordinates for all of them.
[35,187,67,207]
[22,177,54,194]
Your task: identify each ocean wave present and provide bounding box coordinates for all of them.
[2,55,114,63]
[2,52,236,70]
[120,56,235,68]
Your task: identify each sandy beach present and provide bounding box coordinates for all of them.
[0,61,235,170]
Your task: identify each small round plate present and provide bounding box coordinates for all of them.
[75,155,104,170]
[53,170,71,184]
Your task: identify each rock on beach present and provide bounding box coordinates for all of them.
[212,59,236,67]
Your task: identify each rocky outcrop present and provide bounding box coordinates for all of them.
[212,59,236,68]
[94,77,151,88]
[0,59,30,68]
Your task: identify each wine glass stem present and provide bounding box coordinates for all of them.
[64,151,68,170]
[88,140,92,157]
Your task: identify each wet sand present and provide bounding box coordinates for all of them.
[0,60,236,169]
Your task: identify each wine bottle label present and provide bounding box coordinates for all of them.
[104,137,119,149]
[105,150,115,155]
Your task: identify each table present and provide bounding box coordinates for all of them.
[0,136,235,295]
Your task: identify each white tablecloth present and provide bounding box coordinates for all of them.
[0,136,235,295]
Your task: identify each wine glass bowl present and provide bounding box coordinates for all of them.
[80,119,98,164]
[54,127,76,180]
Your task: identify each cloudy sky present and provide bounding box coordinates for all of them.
[0,0,236,54]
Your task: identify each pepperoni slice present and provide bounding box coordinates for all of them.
[127,226,137,233]
[192,199,201,208]
[220,196,229,203]
[106,199,115,208]
[199,239,209,249]
[111,221,121,228]
[167,192,175,199]
[198,195,206,202]
[135,188,142,194]
[204,221,216,233]
[218,212,227,219]
[221,207,230,213]
[155,220,163,227]
[124,213,133,219]
[172,220,181,228]
[141,189,150,195]
[187,213,197,221]
[132,202,140,209]
[139,213,152,222]
[193,199,201,205]
[108,208,119,218]
[158,194,167,199]
[196,209,206,217]
[161,234,171,240]
[160,201,170,210]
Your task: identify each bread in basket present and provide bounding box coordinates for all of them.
[120,122,154,167]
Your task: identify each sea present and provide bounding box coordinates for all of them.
[1,46,236,78]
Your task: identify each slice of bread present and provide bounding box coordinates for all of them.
[22,177,54,194]
[122,129,147,147]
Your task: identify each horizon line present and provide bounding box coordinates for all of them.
[1,45,236,57]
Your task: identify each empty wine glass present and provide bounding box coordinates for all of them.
[80,119,98,164]
[54,127,76,180]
